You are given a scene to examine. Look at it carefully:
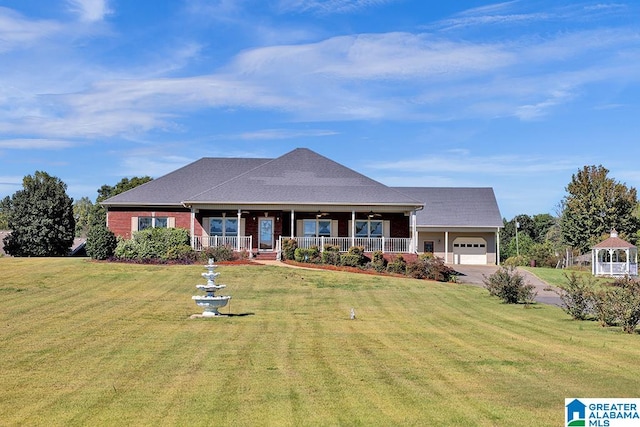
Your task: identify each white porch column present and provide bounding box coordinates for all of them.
[291,209,295,238]
[592,249,596,275]
[445,231,449,264]
[190,207,195,248]
[351,210,356,248]
[496,228,500,266]
[410,210,417,253]
[237,209,242,251]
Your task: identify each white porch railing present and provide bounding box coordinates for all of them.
[596,262,638,276]
[191,236,252,252]
[282,236,413,253]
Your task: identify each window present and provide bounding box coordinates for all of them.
[138,216,168,230]
[209,217,238,237]
[303,219,331,237]
[355,220,382,238]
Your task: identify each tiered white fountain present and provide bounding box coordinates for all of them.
[192,258,231,317]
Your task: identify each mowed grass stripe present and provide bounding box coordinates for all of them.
[2,258,640,426]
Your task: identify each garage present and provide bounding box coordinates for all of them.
[453,237,487,265]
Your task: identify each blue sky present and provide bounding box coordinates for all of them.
[1,0,640,220]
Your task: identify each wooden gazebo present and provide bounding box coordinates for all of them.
[591,230,638,277]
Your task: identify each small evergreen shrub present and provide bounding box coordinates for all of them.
[483,266,537,304]
[340,246,368,267]
[201,245,235,262]
[387,254,407,274]
[369,251,387,272]
[294,246,321,263]
[166,244,197,263]
[281,238,298,261]
[321,245,341,265]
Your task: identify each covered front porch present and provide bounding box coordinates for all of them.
[188,206,420,256]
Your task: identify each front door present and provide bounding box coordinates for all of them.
[259,218,274,251]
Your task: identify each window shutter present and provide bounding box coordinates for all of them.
[131,216,139,232]
[240,218,246,236]
[331,220,338,237]
[296,220,303,237]
[384,221,390,238]
[348,220,352,237]
[167,217,175,228]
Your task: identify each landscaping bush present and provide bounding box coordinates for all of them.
[483,266,537,304]
[321,245,341,265]
[340,246,368,267]
[201,245,235,262]
[387,254,407,274]
[591,287,622,327]
[165,243,197,263]
[114,227,191,261]
[369,250,387,272]
[609,277,640,334]
[555,273,595,320]
[294,246,321,263]
[406,253,455,282]
[281,238,297,261]
[503,255,530,267]
[86,223,117,260]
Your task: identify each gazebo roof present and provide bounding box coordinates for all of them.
[592,230,636,249]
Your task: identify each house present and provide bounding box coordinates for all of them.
[102,148,503,265]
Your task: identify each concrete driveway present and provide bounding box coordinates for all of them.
[451,264,563,307]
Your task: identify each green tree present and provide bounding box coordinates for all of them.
[86,176,152,260]
[561,165,640,254]
[2,171,75,256]
[73,196,94,237]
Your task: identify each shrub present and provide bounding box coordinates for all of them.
[483,266,537,304]
[341,246,368,267]
[281,238,297,261]
[321,245,341,265]
[555,273,595,320]
[86,223,117,260]
[503,255,530,267]
[406,253,455,282]
[591,287,622,327]
[166,244,197,263]
[201,245,235,262]
[114,227,191,261]
[369,251,387,272]
[294,246,321,263]
[387,254,407,274]
[609,277,640,334]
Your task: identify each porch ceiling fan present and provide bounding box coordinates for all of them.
[368,211,382,218]
[316,211,329,218]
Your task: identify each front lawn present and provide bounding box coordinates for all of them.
[1,258,639,426]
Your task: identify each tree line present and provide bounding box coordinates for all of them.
[1,165,639,263]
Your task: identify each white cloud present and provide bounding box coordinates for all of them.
[278,0,396,15]
[0,7,62,52]
[66,0,112,22]
[0,139,77,149]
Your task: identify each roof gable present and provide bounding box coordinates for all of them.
[395,187,503,228]
[185,148,422,206]
[102,157,270,205]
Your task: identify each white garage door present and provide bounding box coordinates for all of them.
[453,238,487,265]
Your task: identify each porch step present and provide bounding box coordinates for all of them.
[254,252,278,261]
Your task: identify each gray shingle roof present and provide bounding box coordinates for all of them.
[394,187,503,228]
[184,148,422,205]
[102,157,270,205]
